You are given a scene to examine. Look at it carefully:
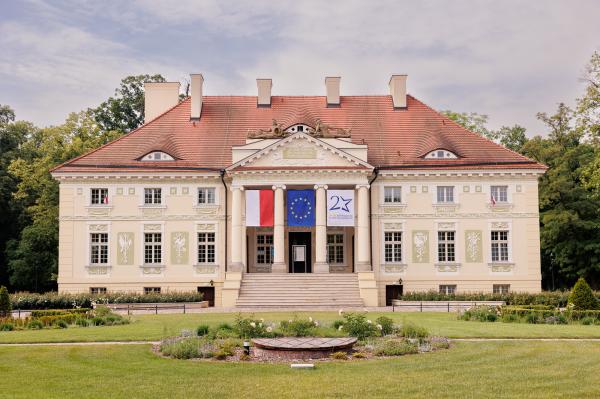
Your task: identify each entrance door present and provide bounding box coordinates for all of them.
[386,285,403,306]
[288,232,312,273]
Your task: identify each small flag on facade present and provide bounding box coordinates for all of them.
[246,190,274,226]
[103,195,109,204]
[490,193,496,206]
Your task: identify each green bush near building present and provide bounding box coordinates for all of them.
[568,278,599,310]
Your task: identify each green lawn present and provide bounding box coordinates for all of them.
[1,311,600,343]
[0,341,599,398]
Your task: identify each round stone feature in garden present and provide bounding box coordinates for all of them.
[252,337,357,360]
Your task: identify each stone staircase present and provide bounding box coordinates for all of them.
[236,273,364,308]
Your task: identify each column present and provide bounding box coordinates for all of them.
[229,185,244,272]
[314,184,329,273]
[355,184,372,271]
[271,184,287,273]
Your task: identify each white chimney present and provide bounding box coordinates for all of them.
[144,82,180,123]
[190,73,204,120]
[325,76,341,106]
[389,74,407,108]
[257,79,272,106]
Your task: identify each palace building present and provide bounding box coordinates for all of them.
[51,74,546,307]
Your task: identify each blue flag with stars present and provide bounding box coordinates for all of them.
[287,189,315,227]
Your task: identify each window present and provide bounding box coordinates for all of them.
[437,231,456,262]
[384,232,402,263]
[491,231,509,262]
[256,234,274,264]
[491,185,508,203]
[493,284,510,294]
[327,233,344,264]
[197,232,216,263]
[425,149,458,159]
[144,287,161,294]
[144,188,162,205]
[89,287,107,295]
[141,151,174,161]
[198,188,216,205]
[383,187,402,203]
[436,186,454,203]
[439,285,457,295]
[91,188,109,205]
[144,233,162,264]
[90,233,108,264]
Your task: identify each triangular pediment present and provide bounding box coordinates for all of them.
[227,133,373,170]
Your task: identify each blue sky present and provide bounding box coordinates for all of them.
[1,0,599,135]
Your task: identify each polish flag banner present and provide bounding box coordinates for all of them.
[245,190,274,226]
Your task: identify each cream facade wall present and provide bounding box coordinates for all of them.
[372,170,542,305]
[56,174,227,306]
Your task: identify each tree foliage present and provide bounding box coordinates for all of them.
[91,74,166,132]
[0,285,11,317]
[441,110,495,140]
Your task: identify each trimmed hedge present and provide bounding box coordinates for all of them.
[30,309,90,317]
[501,306,600,322]
[10,292,203,310]
[401,291,600,308]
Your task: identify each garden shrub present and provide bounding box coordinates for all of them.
[352,352,367,359]
[544,315,567,325]
[430,337,451,350]
[55,319,69,329]
[233,314,270,338]
[581,317,595,325]
[399,322,429,339]
[568,278,599,310]
[160,338,201,359]
[330,351,348,360]
[501,313,519,323]
[0,286,11,317]
[0,322,14,331]
[196,324,210,336]
[460,306,500,322]
[375,316,395,335]
[279,317,317,337]
[30,309,90,317]
[525,313,540,324]
[91,317,106,326]
[332,319,345,330]
[340,312,378,339]
[374,338,419,356]
[27,320,43,329]
[75,317,90,327]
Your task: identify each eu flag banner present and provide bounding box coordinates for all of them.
[287,189,315,227]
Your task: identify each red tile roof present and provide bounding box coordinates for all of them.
[52,95,546,173]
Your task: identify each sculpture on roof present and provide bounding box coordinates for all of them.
[247,119,286,139]
[308,119,351,138]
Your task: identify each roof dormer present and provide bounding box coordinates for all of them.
[140,151,175,161]
[424,149,458,159]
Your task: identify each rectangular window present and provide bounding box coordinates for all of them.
[327,233,344,264]
[491,230,509,262]
[384,231,402,263]
[198,188,216,205]
[90,233,108,264]
[439,284,457,295]
[383,187,402,203]
[91,188,109,205]
[437,231,456,262]
[437,186,454,203]
[197,232,216,263]
[491,185,508,203]
[89,287,107,295]
[144,287,161,294]
[493,284,510,294]
[256,234,274,264]
[144,233,162,264]
[144,188,162,205]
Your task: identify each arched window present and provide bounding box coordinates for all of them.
[141,151,175,161]
[424,149,458,159]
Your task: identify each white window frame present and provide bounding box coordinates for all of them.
[197,232,216,264]
[256,233,274,265]
[439,284,457,295]
[493,284,510,294]
[197,187,217,205]
[90,287,107,295]
[90,188,109,206]
[383,186,402,204]
[490,230,510,263]
[383,231,403,263]
[143,287,161,294]
[143,232,163,265]
[90,232,109,265]
[143,187,163,205]
[490,185,509,204]
[437,230,456,263]
[436,186,455,203]
[424,149,458,159]
[141,151,174,161]
[380,222,406,268]
[327,232,345,265]
[85,223,111,272]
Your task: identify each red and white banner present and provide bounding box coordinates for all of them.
[245,190,274,227]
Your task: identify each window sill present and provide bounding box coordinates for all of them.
[488,262,515,272]
[193,204,219,208]
[194,264,218,274]
[487,203,514,212]
[85,265,112,275]
[434,262,461,272]
[86,205,113,209]
[140,264,165,275]
[139,205,166,209]
[382,263,407,273]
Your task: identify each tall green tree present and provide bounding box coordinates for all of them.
[440,110,496,140]
[577,51,600,142]
[91,74,166,132]
[495,125,529,153]
[6,111,121,292]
